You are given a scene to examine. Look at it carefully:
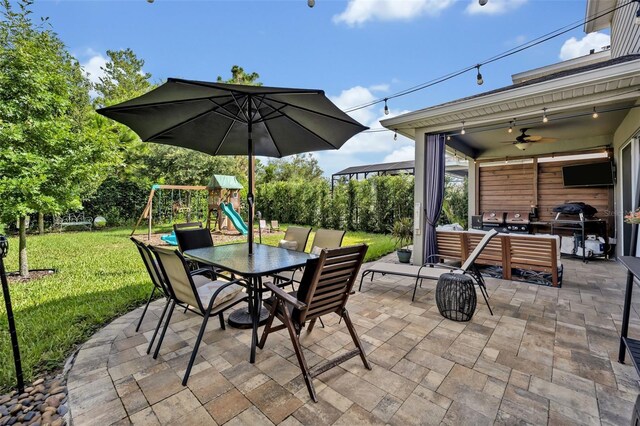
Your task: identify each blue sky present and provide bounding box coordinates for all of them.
[31,0,611,176]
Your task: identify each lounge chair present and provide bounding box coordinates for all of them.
[270,220,280,232]
[149,246,247,385]
[259,219,269,233]
[359,229,497,314]
[258,245,371,402]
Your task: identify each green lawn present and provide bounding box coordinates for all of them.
[0,226,394,390]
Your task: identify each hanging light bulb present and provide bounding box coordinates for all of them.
[307,0,315,7]
[446,135,451,141]
[384,98,389,115]
[542,108,548,123]
[476,65,484,86]
[393,130,398,141]
[147,0,154,3]
[592,107,599,119]
[460,121,466,135]
[479,0,488,5]
[508,120,513,133]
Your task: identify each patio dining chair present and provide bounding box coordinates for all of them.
[130,237,171,334]
[258,244,370,402]
[173,227,223,278]
[149,246,247,385]
[173,221,204,230]
[274,228,347,288]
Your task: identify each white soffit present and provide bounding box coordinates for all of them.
[584,0,616,33]
[381,57,640,136]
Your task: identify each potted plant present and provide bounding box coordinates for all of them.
[391,218,413,263]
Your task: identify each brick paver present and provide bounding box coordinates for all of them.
[67,256,640,425]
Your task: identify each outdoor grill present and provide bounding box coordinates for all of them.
[505,211,531,233]
[481,212,505,231]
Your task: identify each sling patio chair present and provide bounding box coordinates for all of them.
[258,244,371,402]
[173,227,228,278]
[132,238,227,355]
[359,229,497,314]
[278,226,312,252]
[149,246,247,385]
[274,228,347,288]
[270,220,280,232]
[173,221,204,230]
[259,219,270,233]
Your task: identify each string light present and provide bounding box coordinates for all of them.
[460,121,466,135]
[592,107,599,119]
[393,129,398,141]
[384,98,389,115]
[542,108,548,123]
[446,135,451,141]
[307,0,315,7]
[508,120,513,133]
[476,65,484,86]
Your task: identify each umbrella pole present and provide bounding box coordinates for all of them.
[247,98,254,255]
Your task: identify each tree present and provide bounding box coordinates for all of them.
[93,48,154,182]
[0,0,112,276]
[257,154,324,183]
[217,65,261,86]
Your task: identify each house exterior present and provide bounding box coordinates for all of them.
[381,0,640,265]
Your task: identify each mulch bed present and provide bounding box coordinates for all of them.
[7,270,56,285]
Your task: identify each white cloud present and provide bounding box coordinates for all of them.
[466,0,527,15]
[559,32,610,61]
[81,51,107,84]
[383,145,415,163]
[311,84,415,176]
[333,0,454,26]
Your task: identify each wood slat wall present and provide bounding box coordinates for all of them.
[479,163,534,213]
[537,160,611,222]
[478,159,613,233]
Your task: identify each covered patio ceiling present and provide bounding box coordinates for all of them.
[381,54,640,160]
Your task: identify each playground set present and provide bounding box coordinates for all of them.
[131,175,248,245]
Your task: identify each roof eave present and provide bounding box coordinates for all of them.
[380,57,640,133]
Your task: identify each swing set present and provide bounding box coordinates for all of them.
[132,175,246,241]
[131,184,210,240]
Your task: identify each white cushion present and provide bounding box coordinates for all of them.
[278,240,298,250]
[197,280,244,307]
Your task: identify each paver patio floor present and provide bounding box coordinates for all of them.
[67,256,640,425]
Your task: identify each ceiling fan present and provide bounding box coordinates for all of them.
[501,128,557,150]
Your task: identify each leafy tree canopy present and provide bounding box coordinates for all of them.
[0,0,112,221]
[257,154,324,183]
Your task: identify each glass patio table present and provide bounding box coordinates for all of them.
[184,243,316,363]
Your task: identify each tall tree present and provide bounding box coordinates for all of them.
[92,48,154,181]
[0,0,112,276]
[217,65,261,86]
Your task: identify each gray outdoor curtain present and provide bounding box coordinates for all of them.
[423,133,446,264]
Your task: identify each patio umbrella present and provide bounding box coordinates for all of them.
[97,78,368,254]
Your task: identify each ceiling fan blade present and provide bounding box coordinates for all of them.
[534,137,558,143]
[525,135,543,142]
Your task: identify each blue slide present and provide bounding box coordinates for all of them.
[220,203,248,235]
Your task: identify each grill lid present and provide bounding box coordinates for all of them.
[482,212,505,224]
[505,212,530,224]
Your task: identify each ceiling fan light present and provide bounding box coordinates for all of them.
[515,142,528,151]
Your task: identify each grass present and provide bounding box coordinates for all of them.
[0,226,395,390]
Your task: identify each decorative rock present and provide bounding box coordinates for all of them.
[56,406,67,417]
[0,395,11,405]
[43,406,57,414]
[51,419,64,426]
[33,394,44,402]
[22,412,36,423]
[44,397,59,409]
[47,387,65,396]
[32,379,43,387]
[9,404,23,415]
[24,387,33,394]
[0,405,9,416]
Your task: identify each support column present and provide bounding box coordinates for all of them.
[413,129,427,265]
[467,159,478,227]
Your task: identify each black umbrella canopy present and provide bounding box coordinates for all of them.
[97,78,368,158]
[97,78,368,254]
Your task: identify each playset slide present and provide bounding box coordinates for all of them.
[220,203,248,235]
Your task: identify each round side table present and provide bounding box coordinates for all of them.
[436,273,477,321]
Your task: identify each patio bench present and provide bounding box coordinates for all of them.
[54,212,93,232]
[504,234,563,287]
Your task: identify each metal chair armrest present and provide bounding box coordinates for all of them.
[264,281,307,310]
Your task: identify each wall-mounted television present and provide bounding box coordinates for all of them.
[562,161,614,187]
